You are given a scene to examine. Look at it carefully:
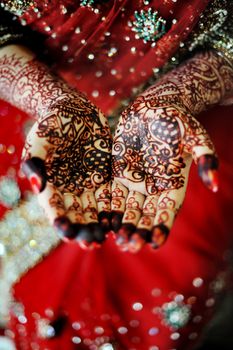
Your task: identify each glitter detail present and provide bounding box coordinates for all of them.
[37,318,55,339]
[0,0,33,15]
[162,301,191,329]
[193,277,204,288]
[0,177,21,208]
[132,8,166,43]
[0,195,60,323]
[132,302,143,311]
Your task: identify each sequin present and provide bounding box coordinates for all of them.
[118,326,128,334]
[193,277,204,287]
[148,327,159,336]
[132,302,143,311]
[162,301,191,329]
[132,8,166,43]
[72,336,82,344]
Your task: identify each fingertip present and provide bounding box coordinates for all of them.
[150,224,169,249]
[116,223,135,246]
[111,211,123,232]
[88,222,106,243]
[198,154,219,192]
[22,157,47,193]
[54,216,76,239]
[98,211,111,233]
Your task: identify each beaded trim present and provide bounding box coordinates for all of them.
[0,195,60,324]
[0,0,33,16]
[186,0,233,64]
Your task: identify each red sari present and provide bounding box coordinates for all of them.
[1,1,233,349]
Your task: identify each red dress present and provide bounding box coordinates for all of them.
[0,1,233,349]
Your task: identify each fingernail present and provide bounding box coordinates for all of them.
[98,211,111,233]
[49,315,67,337]
[75,224,93,247]
[111,212,123,232]
[128,229,151,252]
[22,157,47,193]
[116,223,135,246]
[151,224,169,249]
[54,217,76,239]
[198,155,219,192]
[88,222,106,243]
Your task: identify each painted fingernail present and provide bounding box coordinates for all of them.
[116,223,135,246]
[98,211,111,233]
[111,211,123,232]
[22,157,47,193]
[49,315,67,337]
[128,229,151,253]
[54,216,76,239]
[151,224,169,249]
[88,222,106,243]
[198,155,219,192]
[75,224,93,248]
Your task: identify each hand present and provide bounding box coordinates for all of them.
[0,45,112,247]
[22,94,112,247]
[111,49,233,252]
[112,93,218,252]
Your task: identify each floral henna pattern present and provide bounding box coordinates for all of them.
[36,98,112,195]
[112,50,233,249]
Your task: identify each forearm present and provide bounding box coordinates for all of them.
[0,45,77,118]
[144,50,233,115]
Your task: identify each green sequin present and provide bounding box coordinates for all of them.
[162,301,191,329]
[80,0,95,6]
[132,8,166,43]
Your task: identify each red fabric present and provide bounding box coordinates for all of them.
[17,0,210,115]
[0,100,232,349]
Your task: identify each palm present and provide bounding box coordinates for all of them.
[112,95,215,251]
[23,95,112,244]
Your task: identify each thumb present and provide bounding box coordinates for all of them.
[21,121,48,193]
[183,116,219,193]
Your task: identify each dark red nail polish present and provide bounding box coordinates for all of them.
[198,155,219,192]
[22,157,47,193]
[88,222,106,243]
[75,225,93,247]
[116,223,135,245]
[151,224,169,249]
[111,211,123,232]
[98,211,111,233]
[54,217,75,239]
[50,315,67,337]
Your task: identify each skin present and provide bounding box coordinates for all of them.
[112,50,233,252]
[0,44,112,245]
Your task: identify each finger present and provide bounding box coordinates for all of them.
[198,154,219,193]
[111,180,128,232]
[22,121,49,193]
[128,194,159,252]
[80,190,105,244]
[63,193,85,224]
[183,116,218,192]
[117,191,145,247]
[95,182,111,233]
[37,183,75,240]
[151,186,187,249]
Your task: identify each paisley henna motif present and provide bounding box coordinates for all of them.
[112,50,233,249]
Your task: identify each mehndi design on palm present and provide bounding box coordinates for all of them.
[112,50,233,252]
[0,46,112,246]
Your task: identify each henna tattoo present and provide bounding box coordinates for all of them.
[113,51,233,197]
[36,97,112,194]
[0,51,112,195]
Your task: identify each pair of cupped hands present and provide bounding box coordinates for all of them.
[22,62,218,253]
